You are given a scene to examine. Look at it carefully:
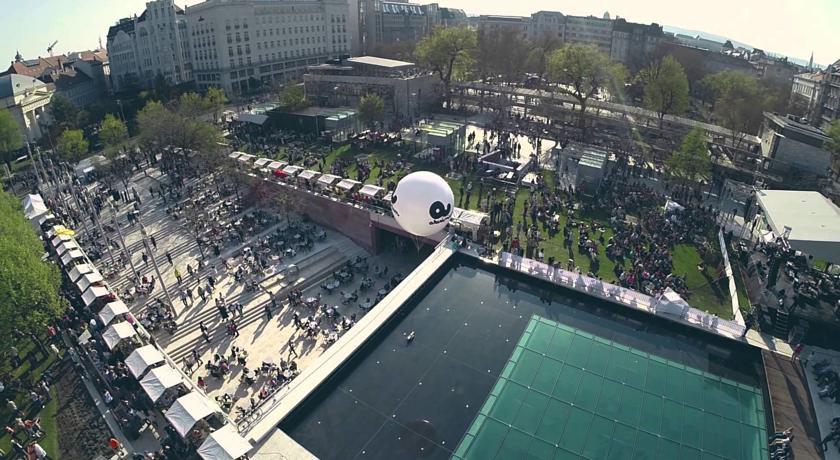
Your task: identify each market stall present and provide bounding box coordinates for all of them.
[197,424,253,460]
[98,300,130,326]
[125,344,166,378]
[336,178,361,193]
[76,271,105,293]
[102,321,138,351]
[140,365,188,404]
[165,392,223,437]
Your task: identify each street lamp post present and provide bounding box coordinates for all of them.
[91,203,117,267]
[108,202,139,282]
[138,222,177,313]
[64,172,93,238]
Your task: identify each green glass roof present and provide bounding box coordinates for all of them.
[453,315,768,460]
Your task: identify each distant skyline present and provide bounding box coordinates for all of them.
[0,0,837,70]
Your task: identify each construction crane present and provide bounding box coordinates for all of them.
[47,41,58,56]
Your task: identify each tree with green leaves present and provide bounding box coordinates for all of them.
[56,129,89,162]
[205,87,228,123]
[99,114,128,156]
[415,26,477,109]
[638,55,690,127]
[667,128,711,184]
[546,44,628,131]
[279,84,308,111]
[0,188,65,349]
[178,92,207,118]
[136,99,223,169]
[0,108,23,165]
[357,93,385,129]
[525,33,562,82]
[48,94,87,132]
[826,120,840,179]
[700,71,769,148]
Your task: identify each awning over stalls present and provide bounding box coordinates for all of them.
[317,174,340,187]
[67,263,95,283]
[451,207,489,230]
[102,321,137,350]
[336,179,361,191]
[125,345,165,378]
[50,234,73,247]
[228,152,243,160]
[56,240,80,256]
[298,170,320,181]
[237,153,256,164]
[165,392,221,437]
[235,113,269,125]
[756,190,840,264]
[359,184,384,198]
[22,194,48,220]
[61,249,85,266]
[76,271,105,293]
[282,165,303,176]
[34,213,55,226]
[254,158,272,168]
[267,160,287,171]
[140,365,186,402]
[98,300,129,326]
[81,285,111,306]
[197,424,253,460]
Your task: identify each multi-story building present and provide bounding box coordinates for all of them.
[106,0,192,92]
[674,34,725,53]
[1,50,109,107]
[528,11,565,43]
[610,18,663,71]
[760,112,832,177]
[187,0,351,94]
[818,59,840,126]
[0,74,53,141]
[438,7,467,27]
[475,15,530,39]
[358,0,438,55]
[564,15,612,54]
[791,71,824,124]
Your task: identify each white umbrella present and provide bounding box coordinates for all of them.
[125,345,165,378]
[197,424,252,460]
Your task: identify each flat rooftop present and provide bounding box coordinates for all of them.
[347,56,415,69]
[756,190,840,263]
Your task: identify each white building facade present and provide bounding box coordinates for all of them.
[0,75,53,141]
[187,0,352,94]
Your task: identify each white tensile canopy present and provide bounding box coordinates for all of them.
[197,424,253,460]
[50,234,73,248]
[228,152,243,160]
[655,288,692,316]
[756,190,840,264]
[61,249,85,266]
[165,392,221,437]
[336,178,361,191]
[102,321,137,350]
[254,158,272,168]
[98,300,129,326]
[22,194,48,220]
[125,345,165,378]
[267,160,287,171]
[140,365,186,402]
[317,174,340,187]
[359,184,384,198]
[237,153,256,163]
[56,240,80,256]
[67,263,95,282]
[298,169,320,181]
[282,165,303,176]
[81,285,111,306]
[451,207,489,231]
[76,271,105,293]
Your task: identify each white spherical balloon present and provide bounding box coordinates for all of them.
[390,171,454,237]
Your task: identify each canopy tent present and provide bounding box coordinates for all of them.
[22,194,48,220]
[33,213,56,227]
[655,288,692,316]
[297,170,320,181]
[197,424,252,460]
[56,240,80,256]
[98,300,129,326]
[46,225,75,239]
[234,113,269,125]
[237,153,256,164]
[102,321,137,350]
[451,207,489,235]
[140,365,186,402]
[76,271,104,293]
[359,184,384,198]
[282,165,303,176]
[664,200,685,214]
[81,285,110,306]
[336,178,361,192]
[50,234,73,248]
[756,190,840,264]
[165,392,221,437]
[228,152,243,160]
[253,158,272,168]
[61,249,86,266]
[125,345,165,378]
[267,160,287,171]
[317,174,340,187]
[67,263,95,283]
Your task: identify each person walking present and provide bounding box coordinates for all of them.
[197,285,206,303]
[174,268,183,285]
[199,322,210,342]
[142,252,149,267]
[191,349,203,366]
[263,303,273,320]
[791,343,804,363]
[287,338,298,358]
[150,235,157,251]
[166,251,173,265]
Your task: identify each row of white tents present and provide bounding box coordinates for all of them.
[24,194,252,460]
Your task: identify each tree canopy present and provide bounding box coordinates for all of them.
[668,127,711,182]
[279,84,308,111]
[357,93,385,129]
[205,87,229,122]
[700,71,769,146]
[546,44,628,129]
[0,108,23,163]
[99,114,128,156]
[474,27,527,84]
[0,188,65,347]
[638,55,690,126]
[415,26,477,108]
[136,99,222,166]
[56,129,89,162]
[49,94,87,132]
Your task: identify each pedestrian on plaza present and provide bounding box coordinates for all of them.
[230,321,240,338]
[180,290,189,307]
[166,251,173,265]
[292,311,302,330]
[174,268,183,285]
[185,288,193,302]
[287,338,299,358]
[150,235,157,251]
[197,285,206,302]
[199,322,210,342]
[236,302,244,316]
[142,252,149,267]
[791,343,804,363]
[264,303,273,320]
[187,264,194,278]
[218,305,229,321]
[192,349,203,366]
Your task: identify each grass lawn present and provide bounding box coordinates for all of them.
[672,244,733,319]
[731,259,752,316]
[0,338,60,458]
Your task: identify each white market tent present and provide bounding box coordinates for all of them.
[298,169,320,181]
[33,212,55,227]
[228,152,243,160]
[126,345,165,378]
[61,249,86,266]
[197,424,252,460]
[165,392,221,437]
[102,321,137,350]
[140,365,186,402]
[50,234,73,248]
[267,160,287,171]
[67,263,95,283]
[282,165,303,176]
[253,158,272,168]
[235,113,269,125]
[237,153,256,164]
[98,300,130,326]
[655,288,692,316]
[22,194,48,220]
[756,190,840,264]
[359,184,384,198]
[81,285,111,306]
[56,240,80,256]
[76,271,105,293]
[317,174,340,187]
[336,178,361,192]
